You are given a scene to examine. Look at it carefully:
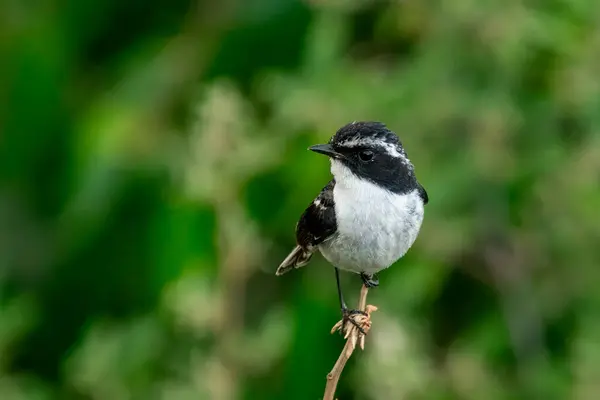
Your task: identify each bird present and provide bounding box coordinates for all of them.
[275,121,428,329]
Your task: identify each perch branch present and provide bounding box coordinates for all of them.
[323,284,377,400]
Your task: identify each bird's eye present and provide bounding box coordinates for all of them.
[358,150,374,162]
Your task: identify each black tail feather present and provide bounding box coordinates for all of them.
[275,246,313,276]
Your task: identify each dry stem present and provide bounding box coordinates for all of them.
[323,285,377,400]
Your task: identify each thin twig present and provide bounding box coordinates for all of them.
[323,285,377,400]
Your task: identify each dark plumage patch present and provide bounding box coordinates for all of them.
[296,179,337,250]
[330,121,402,148]
[275,180,337,275]
[418,183,429,205]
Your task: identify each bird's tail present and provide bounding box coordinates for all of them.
[275,245,313,276]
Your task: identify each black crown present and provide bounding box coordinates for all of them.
[330,121,401,147]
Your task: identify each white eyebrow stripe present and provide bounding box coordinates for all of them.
[337,138,407,160]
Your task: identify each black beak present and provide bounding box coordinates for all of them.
[308,143,343,159]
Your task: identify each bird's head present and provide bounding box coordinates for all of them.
[308,121,416,193]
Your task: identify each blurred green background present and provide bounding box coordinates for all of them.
[2,0,600,399]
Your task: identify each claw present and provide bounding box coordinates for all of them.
[342,309,367,336]
[330,305,377,339]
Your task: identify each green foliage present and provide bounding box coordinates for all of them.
[2,0,600,398]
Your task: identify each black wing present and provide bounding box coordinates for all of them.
[417,182,428,205]
[275,180,337,276]
[296,179,337,250]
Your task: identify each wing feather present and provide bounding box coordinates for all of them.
[276,180,337,275]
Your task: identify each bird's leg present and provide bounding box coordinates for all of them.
[360,272,379,288]
[335,268,367,335]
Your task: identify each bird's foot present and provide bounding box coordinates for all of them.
[360,273,379,288]
[343,308,368,335]
[331,308,368,336]
[330,306,378,349]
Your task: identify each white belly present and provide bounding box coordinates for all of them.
[319,170,424,275]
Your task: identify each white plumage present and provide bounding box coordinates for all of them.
[318,160,425,275]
